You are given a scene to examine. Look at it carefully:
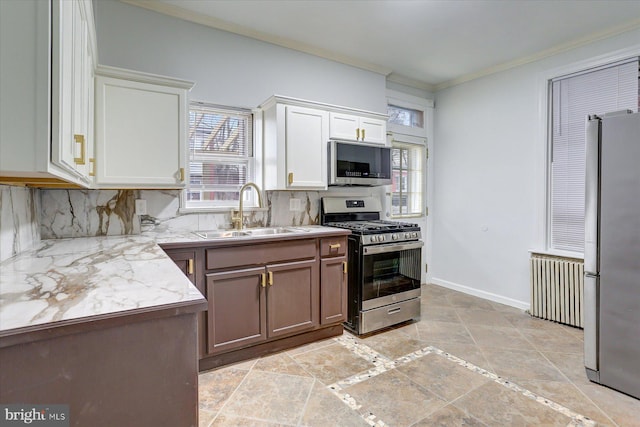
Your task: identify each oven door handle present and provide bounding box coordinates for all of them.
[362,241,424,255]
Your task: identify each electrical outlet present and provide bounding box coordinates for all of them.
[135,199,147,215]
[290,198,301,212]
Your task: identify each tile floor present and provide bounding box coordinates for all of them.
[198,284,640,427]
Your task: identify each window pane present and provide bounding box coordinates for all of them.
[388,104,424,128]
[549,59,638,252]
[391,143,424,217]
[185,103,254,209]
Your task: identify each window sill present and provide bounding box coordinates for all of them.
[178,206,268,214]
[529,248,584,261]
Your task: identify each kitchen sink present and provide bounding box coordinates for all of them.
[193,227,296,240]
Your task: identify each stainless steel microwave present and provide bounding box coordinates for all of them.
[328,140,392,186]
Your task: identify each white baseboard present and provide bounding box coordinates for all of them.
[430,278,530,311]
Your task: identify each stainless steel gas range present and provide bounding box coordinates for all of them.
[321,197,423,335]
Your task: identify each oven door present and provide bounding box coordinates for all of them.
[361,241,423,310]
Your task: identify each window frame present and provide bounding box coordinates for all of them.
[390,136,427,218]
[534,46,640,258]
[180,101,257,212]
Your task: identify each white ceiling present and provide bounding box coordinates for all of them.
[124,0,640,91]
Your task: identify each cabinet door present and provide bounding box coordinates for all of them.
[359,117,387,145]
[266,259,319,338]
[285,106,328,189]
[165,249,196,284]
[94,76,187,187]
[329,112,360,141]
[320,256,348,324]
[206,267,266,354]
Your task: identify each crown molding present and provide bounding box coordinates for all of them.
[435,18,640,91]
[121,0,393,77]
[386,73,436,92]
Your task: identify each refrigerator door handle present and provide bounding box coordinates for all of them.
[584,116,600,274]
[584,273,599,372]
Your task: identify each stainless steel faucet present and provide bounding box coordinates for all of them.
[232,182,264,230]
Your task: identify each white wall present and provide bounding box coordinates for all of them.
[432,28,640,308]
[93,0,387,113]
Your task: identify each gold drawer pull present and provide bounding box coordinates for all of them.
[261,273,266,288]
[329,243,341,250]
[89,158,95,177]
[179,167,185,182]
[267,271,274,286]
[356,128,360,140]
[361,128,365,140]
[74,134,86,165]
[343,261,347,274]
[288,172,294,185]
[187,259,194,275]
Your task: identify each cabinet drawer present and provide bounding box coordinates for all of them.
[320,237,347,257]
[206,239,316,270]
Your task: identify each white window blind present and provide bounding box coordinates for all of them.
[185,103,254,209]
[550,58,639,252]
[391,136,425,218]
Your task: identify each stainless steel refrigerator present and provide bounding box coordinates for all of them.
[584,110,640,399]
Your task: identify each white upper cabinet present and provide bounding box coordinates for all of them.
[94,66,193,188]
[329,112,387,144]
[262,99,329,190]
[0,0,96,187]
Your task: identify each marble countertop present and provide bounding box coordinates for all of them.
[0,226,348,334]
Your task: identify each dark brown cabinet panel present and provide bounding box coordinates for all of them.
[206,267,267,354]
[266,259,319,338]
[320,256,348,324]
[165,249,196,284]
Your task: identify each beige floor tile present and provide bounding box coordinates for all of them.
[285,336,341,357]
[211,414,287,426]
[543,351,593,387]
[466,324,535,351]
[199,409,216,427]
[453,381,571,426]
[446,292,496,311]
[430,342,494,372]
[482,348,566,382]
[356,327,427,359]
[291,343,376,384]
[503,311,564,330]
[300,382,369,427]
[397,353,490,401]
[411,404,488,426]
[517,379,615,426]
[519,327,584,354]
[343,369,447,427]
[220,370,314,425]
[199,367,248,412]
[456,307,514,328]
[415,320,475,345]
[576,382,640,427]
[419,306,461,323]
[252,351,313,377]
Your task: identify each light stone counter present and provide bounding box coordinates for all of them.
[0,226,348,334]
[0,234,204,333]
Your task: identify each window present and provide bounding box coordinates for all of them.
[391,137,425,217]
[388,104,424,129]
[549,58,639,252]
[184,103,254,209]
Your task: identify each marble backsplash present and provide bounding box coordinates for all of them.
[39,189,323,239]
[0,185,40,262]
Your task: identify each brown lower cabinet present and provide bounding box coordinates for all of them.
[163,231,349,370]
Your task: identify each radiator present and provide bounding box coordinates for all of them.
[529,254,584,328]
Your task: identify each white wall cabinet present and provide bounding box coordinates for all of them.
[0,0,96,187]
[329,112,386,144]
[94,66,193,188]
[262,99,329,190]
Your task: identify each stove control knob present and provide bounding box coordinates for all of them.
[370,236,377,243]
[405,232,411,239]
[392,234,399,240]
[413,232,418,238]
[379,235,385,242]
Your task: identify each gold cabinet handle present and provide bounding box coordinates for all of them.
[356,128,360,140]
[329,243,341,250]
[89,158,95,177]
[261,272,266,288]
[288,172,294,185]
[187,259,194,275]
[74,134,86,165]
[361,128,365,140]
[179,167,185,182]
[267,271,273,286]
[343,261,348,274]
